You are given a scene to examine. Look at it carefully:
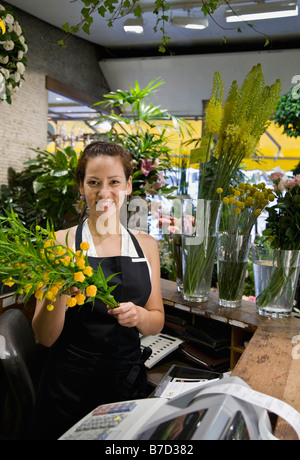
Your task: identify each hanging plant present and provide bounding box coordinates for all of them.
[0,3,28,104]
[59,0,220,52]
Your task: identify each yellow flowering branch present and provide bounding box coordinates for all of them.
[198,64,281,201]
[0,210,120,311]
[218,182,275,235]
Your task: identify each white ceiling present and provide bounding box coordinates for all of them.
[6,0,300,53]
[7,0,300,119]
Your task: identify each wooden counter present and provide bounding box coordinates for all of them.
[160,279,300,440]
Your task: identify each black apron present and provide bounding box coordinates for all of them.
[27,222,151,440]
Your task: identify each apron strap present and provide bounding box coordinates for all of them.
[75,221,84,252]
[127,230,144,258]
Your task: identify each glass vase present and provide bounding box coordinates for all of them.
[217,232,251,308]
[182,199,222,302]
[173,233,183,292]
[252,246,300,318]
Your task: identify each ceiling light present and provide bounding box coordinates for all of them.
[123,17,144,34]
[171,16,209,29]
[225,1,298,22]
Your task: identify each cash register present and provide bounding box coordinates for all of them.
[59,373,300,440]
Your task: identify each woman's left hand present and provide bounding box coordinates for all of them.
[107,302,141,328]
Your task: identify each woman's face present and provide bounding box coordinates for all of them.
[79,155,132,222]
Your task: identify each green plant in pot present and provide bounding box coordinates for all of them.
[0,147,80,230]
[273,86,300,139]
[93,79,191,199]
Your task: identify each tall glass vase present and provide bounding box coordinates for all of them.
[182,199,222,302]
[252,246,300,318]
[217,232,251,308]
[173,233,183,292]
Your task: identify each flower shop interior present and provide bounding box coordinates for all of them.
[1,0,300,441]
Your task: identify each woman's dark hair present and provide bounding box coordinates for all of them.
[75,141,133,186]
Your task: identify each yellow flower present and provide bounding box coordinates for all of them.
[254,209,261,216]
[43,273,50,283]
[47,304,54,312]
[76,257,85,269]
[75,293,86,305]
[216,187,223,194]
[24,284,32,293]
[4,277,14,287]
[223,197,229,205]
[55,245,65,256]
[234,208,241,215]
[86,285,97,297]
[50,286,59,296]
[34,289,44,301]
[74,271,85,283]
[268,193,275,202]
[80,242,90,251]
[62,256,71,266]
[66,297,77,308]
[45,290,55,301]
[83,266,93,277]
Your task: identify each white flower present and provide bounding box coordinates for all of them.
[16,62,25,74]
[4,13,14,24]
[0,55,9,64]
[13,22,22,36]
[7,23,14,33]
[3,40,14,51]
[0,4,28,103]
[0,67,10,79]
[12,72,20,82]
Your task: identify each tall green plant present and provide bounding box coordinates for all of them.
[94,79,191,198]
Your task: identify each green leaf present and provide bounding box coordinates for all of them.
[61,22,70,33]
[133,5,142,17]
[98,5,106,16]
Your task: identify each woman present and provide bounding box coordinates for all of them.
[28,141,164,439]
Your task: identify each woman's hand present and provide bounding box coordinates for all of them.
[107,302,141,328]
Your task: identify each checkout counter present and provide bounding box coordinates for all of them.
[155,279,300,440]
[59,280,300,441]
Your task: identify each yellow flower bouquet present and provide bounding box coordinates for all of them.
[216,182,275,307]
[0,210,119,310]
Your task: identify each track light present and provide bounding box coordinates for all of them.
[171,16,209,29]
[123,17,144,34]
[225,1,298,22]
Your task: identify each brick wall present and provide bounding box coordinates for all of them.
[0,2,109,185]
